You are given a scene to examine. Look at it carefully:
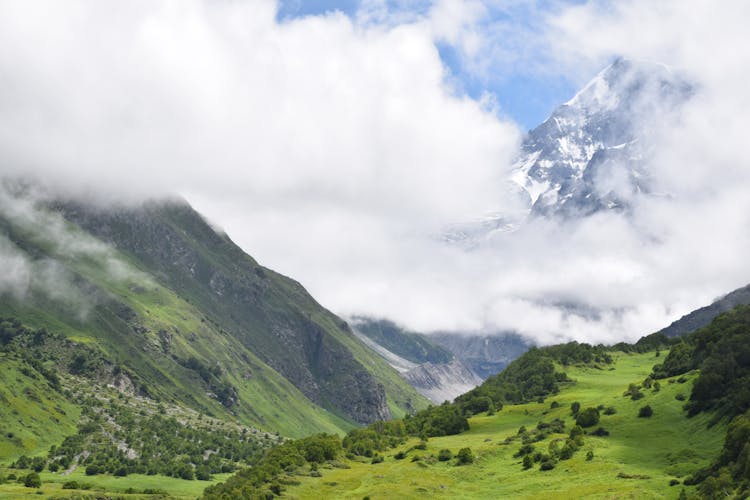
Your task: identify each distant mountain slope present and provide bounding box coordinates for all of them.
[657,283,750,338]
[351,318,453,365]
[431,332,530,379]
[0,188,427,437]
[400,359,482,404]
[352,318,482,403]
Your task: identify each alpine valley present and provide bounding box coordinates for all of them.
[1,58,749,500]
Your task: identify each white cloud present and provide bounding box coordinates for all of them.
[1,0,749,346]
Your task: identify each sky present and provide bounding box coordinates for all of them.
[1,0,750,345]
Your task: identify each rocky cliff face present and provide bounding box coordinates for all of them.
[431,332,530,380]
[401,359,482,404]
[55,198,392,424]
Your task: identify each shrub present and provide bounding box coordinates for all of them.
[456,448,474,465]
[586,450,594,461]
[675,393,686,401]
[669,479,680,486]
[571,402,581,416]
[575,408,600,428]
[24,473,41,488]
[437,449,452,462]
[394,451,407,460]
[522,455,533,469]
[589,427,610,437]
[624,383,645,400]
[371,455,384,464]
[62,481,79,489]
[603,406,617,415]
[638,405,654,418]
[540,460,555,471]
[514,444,535,458]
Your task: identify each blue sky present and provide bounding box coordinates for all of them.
[276,0,579,130]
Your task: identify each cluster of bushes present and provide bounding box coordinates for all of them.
[403,403,469,438]
[342,420,407,457]
[0,471,42,488]
[515,422,587,472]
[202,434,342,499]
[9,404,270,481]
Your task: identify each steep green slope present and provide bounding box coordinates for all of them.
[0,190,426,439]
[55,198,426,423]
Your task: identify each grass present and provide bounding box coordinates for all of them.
[281,351,725,499]
[0,469,233,499]
[0,359,80,462]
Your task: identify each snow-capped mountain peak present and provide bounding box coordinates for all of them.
[512,57,692,218]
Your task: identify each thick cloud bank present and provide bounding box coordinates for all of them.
[1,0,749,345]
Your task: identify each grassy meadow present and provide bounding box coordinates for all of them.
[282,351,724,499]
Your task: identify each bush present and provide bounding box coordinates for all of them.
[586,450,594,461]
[571,402,581,415]
[575,408,600,428]
[589,427,610,437]
[603,406,617,415]
[540,459,555,471]
[394,451,407,460]
[522,455,533,469]
[669,479,680,486]
[624,383,645,401]
[371,455,384,464]
[675,393,686,401]
[62,481,79,489]
[638,405,654,418]
[24,473,41,488]
[456,448,474,465]
[437,449,452,462]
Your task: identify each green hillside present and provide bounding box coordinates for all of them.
[0,191,427,440]
[202,305,750,499]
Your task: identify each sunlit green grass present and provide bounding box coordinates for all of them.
[0,358,80,462]
[283,352,725,499]
[0,470,233,499]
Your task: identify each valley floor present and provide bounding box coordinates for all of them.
[282,352,724,499]
[0,351,725,499]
